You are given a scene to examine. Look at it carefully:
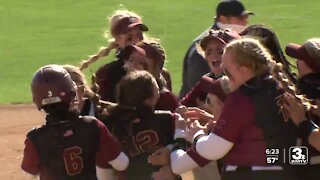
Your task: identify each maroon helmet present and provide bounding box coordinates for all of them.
[31,65,76,110]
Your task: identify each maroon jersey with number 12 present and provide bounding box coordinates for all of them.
[109,106,175,180]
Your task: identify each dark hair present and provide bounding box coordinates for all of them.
[108,70,158,149]
[241,24,297,83]
[117,70,157,107]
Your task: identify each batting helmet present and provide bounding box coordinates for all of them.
[31,64,76,110]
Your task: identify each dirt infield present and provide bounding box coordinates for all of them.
[0,104,199,180]
[0,104,44,179]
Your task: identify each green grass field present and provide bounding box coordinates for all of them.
[0,0,319,104]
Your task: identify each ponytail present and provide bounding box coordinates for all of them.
[79,42,118,71]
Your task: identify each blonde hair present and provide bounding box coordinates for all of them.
[63,64,116,116]
[196,43,205,58]
[108,9,142,38]
[304,38,320,66]
[79,8,143,71]
[63,65,94,98]
[225,38,312,109]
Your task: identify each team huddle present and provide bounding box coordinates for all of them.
[20,1,320,180]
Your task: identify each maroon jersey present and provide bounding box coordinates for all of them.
[156,90,179,112]
[109,106,175,180]
[21,116,121,180]
[180,74,224,107]
[188,74,297,167]
[95,50,126,102]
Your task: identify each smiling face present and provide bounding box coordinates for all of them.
[204,39,225,75]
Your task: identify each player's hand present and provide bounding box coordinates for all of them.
[174,113,189,131]
[186,107,215,125]
[186,120,207,143]
[151,165,176,180]
[175,105,188,119]
[148,147,170,166]
[283,93,307,126]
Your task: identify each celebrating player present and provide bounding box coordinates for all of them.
[152,38,306,180]
[180,29,238,109]
[105,70,179,180]
[21,65,129,179]
[123,40,179,112]
[284,38,320,180]
[79,9,149,102]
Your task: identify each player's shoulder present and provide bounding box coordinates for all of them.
[79,115,102,126]
[26,124,47,139]
[160,90,177,100]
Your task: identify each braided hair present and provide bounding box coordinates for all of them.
[225,38,313,110]
[79,9,144,71]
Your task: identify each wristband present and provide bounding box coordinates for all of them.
[192,130,206,144]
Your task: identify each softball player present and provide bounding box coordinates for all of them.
[21,65,128,179]
[180,29,239,108]
[152,38,306,180]
[105,70,179,180]
[284,38,320,180]
[123,40,179,112]
[79,9,149,102]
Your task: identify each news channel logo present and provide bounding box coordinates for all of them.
[289,146,308,165]
[266,146,309,165]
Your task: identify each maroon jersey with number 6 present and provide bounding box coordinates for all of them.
[21,116,121,180]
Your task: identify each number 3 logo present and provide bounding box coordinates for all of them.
[63,146,83,176]
[292,147,303,160]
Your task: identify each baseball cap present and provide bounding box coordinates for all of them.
[200,29,240,50]
[200,76,228,102]
[124,42,165,67]
[285,43,320,72]
[216,0,254,17]
[112,16,149,36]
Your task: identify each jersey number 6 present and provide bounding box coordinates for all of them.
[63,146,84,176]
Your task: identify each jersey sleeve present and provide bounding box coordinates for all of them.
[95,120,122,168]
[21,137,40,175]
[213,91,255,143]
[156,91,180,112]
[180,80,205,107]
